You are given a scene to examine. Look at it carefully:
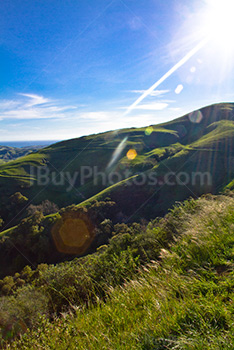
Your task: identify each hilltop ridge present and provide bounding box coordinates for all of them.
[0,102,234,215]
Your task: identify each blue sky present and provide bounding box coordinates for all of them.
[1,0,234,141]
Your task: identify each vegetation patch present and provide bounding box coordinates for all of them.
[0,192,234,348]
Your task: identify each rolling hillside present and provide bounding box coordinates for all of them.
[1,103,234,348]
[0,102,234,224]
[0,102,234,279]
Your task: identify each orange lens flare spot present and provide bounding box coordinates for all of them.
[127,149,137,160]
[52,211,94,255]
[59,218,90,247]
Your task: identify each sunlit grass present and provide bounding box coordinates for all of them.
[6,193,234,349]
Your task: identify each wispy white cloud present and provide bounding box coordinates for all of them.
[130,89,170,97]
[0,107,178,142]
[0,93,176,141]
[169,107,182,112]
[120,101,169,111]
[79,111,110,121]
[75,110,169,130]
[133,102,169,110]
[18,93,50,107]
[0,93,78,120]
[0,100,21,110]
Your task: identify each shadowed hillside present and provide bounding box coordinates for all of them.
[0,103,234,226]
[2,192,234,349]
[0,103,234,279]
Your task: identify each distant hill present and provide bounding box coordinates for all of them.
[0,145,45,164]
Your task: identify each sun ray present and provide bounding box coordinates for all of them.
[125,38,208,115]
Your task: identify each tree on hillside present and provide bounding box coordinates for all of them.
[10,192,28,206]
[26,200,59,216]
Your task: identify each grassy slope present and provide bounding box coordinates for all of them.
[0,127,181,207]
[8,193,234,349]
[0,103,233,210]
[0,103,234,235]
[78,118,234,219]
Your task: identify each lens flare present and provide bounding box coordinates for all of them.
[203,0,234,53]
[175,84,183,94]
[145,126,154,135]
[107,137,128,169]
[127,149,137,160]
[52,211,94,255]
[125,39,207,115]
[59,218,90,247]
[188,110,203,124]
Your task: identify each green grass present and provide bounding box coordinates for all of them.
[1,192,234,349]
[191,120,234,148]
[0,226,16,237]
[226,180,234,190]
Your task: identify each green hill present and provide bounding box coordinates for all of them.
[0,102,234,278]
[1,102,234,225]
[2,191,234,349]
[87,117,234,220]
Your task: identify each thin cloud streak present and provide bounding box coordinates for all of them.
[130,89,170,97]
[133,102,168,110]
[119,101,170,111]
[18,93,50,107]
[0,94,78,120]
[0,109,179,142]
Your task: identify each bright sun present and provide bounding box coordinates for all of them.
[203,0,234,53]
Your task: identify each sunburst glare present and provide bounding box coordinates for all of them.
[201,0,234,55]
